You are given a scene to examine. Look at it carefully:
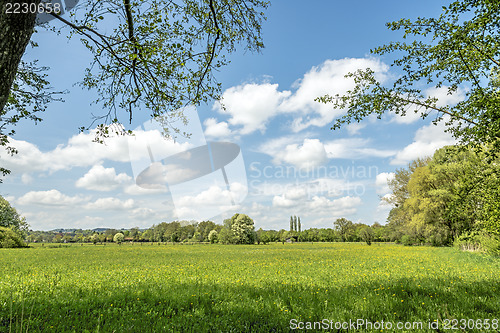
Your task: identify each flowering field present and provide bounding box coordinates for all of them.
[1,243,499,332]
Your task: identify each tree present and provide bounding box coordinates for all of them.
[113,232,125,244]
[359,227,373,246]
[289,216,293,232]
[0,196,28,247]
[298,217,301,233]
[0,196,27,231]
[0,226,27,248]
[208,229,218,244]
[0,0,269,177]
[318,0,500,155]
[90,233,99,245]
[333,218,354,242]
[222,213,255,244]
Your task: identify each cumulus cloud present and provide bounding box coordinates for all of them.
[17,190,89,206]
[391,119,457,165]
[0,128,191,175]
[308,195,362,216]
[203,118,232,138]
[272,186,308,208]
[214,58,389,135]
[214,82,291,134]
[274,139,328,169]
[85,197,136,210]
[324,138,396,159]
[375,172,395,195]
[76,165,132,191]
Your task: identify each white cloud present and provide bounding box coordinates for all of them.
[214,82,291,134]
[175,183,247,208]
[346,123,366,135]
[272,138,328,169]
[281,58,389,132]
[17,190,89,206]
[308,195,362,216]
[214,58,389,135]
[271,186,308,208]
[324,138,396,159]
[203,118,232,138]
[123,183,168,195]
[375,172,395,195]
[85,197,136,210]
[76,165,132,191]
[21,174,33,184]
[391,120,457,165]
[131,207,158,220]
[0,128,191,175]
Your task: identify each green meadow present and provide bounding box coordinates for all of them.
[1,243,499,332]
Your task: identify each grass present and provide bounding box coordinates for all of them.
[1,242,499,332]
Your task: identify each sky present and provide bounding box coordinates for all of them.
[1,0,460,231]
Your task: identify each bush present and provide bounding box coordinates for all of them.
[401,235,413,246]
[455,231,500,255]
[0,227,27,248]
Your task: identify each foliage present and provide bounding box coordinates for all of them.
[221,213,255,245]
[208,229,218,244]
[317,0,500,155]
[0,195,28,232]
[333,217,353,242]
[0,196,28,247]
[113,232,125,244]
[1,0,270,179]
[386,144,500,250]
[1,243,499,331]
[0,226,27,248]
[359,227,373,246]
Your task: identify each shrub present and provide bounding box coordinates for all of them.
[0,227,27,248]
[401,235,413,246]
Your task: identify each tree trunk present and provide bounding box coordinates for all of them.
[0,0,39,113]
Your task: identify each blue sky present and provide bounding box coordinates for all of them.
[1,0,460,231]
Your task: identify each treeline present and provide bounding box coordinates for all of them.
[26,216,393,245]
[384,144,500,254]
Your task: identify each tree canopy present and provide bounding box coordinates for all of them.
[0,0,269,178]
[317,0,500,155]
[0,195,28,247]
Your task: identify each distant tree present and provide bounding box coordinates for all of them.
[333,218,354,242]
[197,221,217,242]
[90,233,99,245]
[293,215,298,232]
[359,227,373,246]
[289,216,293,232]
[130,227,140,242]
[298,217,301,233]
[222,213,255,245]
[113,232,124,244]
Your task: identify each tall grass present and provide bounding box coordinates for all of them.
[1,243,499,332]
